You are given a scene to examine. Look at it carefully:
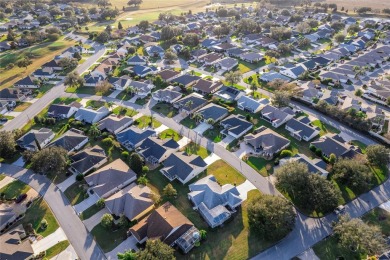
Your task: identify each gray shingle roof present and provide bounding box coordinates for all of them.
[161,152,207,182]
[49,128,88,152]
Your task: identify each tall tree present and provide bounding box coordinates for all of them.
[366,145,390,166]
[136,239,175,260]
[332,158,373,192]
[64,71,85,89]
[225,71,242,86]
[130,153,143,174]
[30,147,69,176]
[271,91,291,108]
[0,131,16,158]
[247,194,296,240]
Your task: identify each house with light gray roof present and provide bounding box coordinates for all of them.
[220,115,253,139]
[69,145,108,175]
[160,152,207,184]
[260,105,294,128]
[152,87,182,103]
[116,126,156,151]
[48,128,88,153]
[16,128,55,151]
[194,103,229,123]
[97,115,133,135]
[105,183,155,222]
[285,117,320,141]
[188,175,243,228]
[237,96,270,113]
[85,159,137,198]
[74,106,110,124]
[279,154,329,178]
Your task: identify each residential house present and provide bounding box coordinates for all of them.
[47,103,79,119]
[69,145,108,175]
[160,152,207,184]
[145,45,164,58]
[191,49,208,61]
[83,74,104,87]
[14,76,39,89]
[0,89,26,102]
[156,69,181,82]
[127,55,147,66]
[0,225,34,260]
[280,65,306,79]
[220,114,253,139]
[16,128,55,151]
[130,65,157,78]
[116,126,156,150]
[279,153,329,177]
[108,76,131,91]
[105,183,154,222]
[260,72,291,82]
[285,117,320,141]
[130,202,200,254]
[198,52,224,66]
[260,105,295,128]
[244,127,290,158]
[237,96,270,113]
[137,137,180,164]
[74,106,110,124]
[85,159,137,199]
[216,57,238,71]
[42,59,63,71]
[194,103,229,123]
[33,67,55,79]
[213,86,245,102]
[188,175,243,228]
[192,79,223,95]
[310,133,362,159]
[240,52,263,63]
[128,80,154,98]
[48,128,89,153]
[152,87,182,103]
[97,115,133,135]
[171,75,201,88]
[173,93,208,115]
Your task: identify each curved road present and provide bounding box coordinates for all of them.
[0,163,106,260]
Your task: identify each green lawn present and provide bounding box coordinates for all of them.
[45,241,70,259]
[362,207,390,236]
[183,142,210,159]
[134,115,162,129]
[36,84,55,98]
[206,160,246,186]
[85,100,106,110]
[145,167,273,260]
[0,174,5,181]
[159,129,181,141]
[80,204,102,221]
[116,91,133,101]
[14,102,32,112]
[22,198,60,237]
[112,106,138,117]
[152,103,178,118]
[203,125,224,143]
[180,116,198,129]
[237,60,265,74]
[313,236,365,260]
[52,97,81,105]
[350,140,367,154]
[0,180,30,200]
[245,157,273,177]
[311,120,341,136]
[91,223,130,252]
[64,181,89,206]
[65,86,100,95]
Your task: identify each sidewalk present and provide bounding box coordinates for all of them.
[32,228,67,254]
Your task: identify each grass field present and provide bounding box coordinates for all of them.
[325,0,390,11]
[311,120,340,136]
[0,180,30,200]
[134,115,162,129]
[0,39,74,90]
[64,181,89,206]
[206,160,246,186]
[152,103,178,118]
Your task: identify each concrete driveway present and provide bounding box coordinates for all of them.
[50,245,78,260]
[106,235,138,260]
[0,175,15,189]
[236,180,256,200]
[32,228,67,254]
[193,122,211,135]
[74,193,99,215]
[57,175,77,192]
[12,156,25,167]
[233,142,252,159]
[204,153,220,165]
[219,135,235,148]
[83,208,109,231]
[108,90,122,99]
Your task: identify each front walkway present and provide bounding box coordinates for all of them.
[83,208,109,231]
[236,180,256,200]
[177,136,190,149]
[50,245,78,260]
[57,174,77,192]
[12,156,25,167]
[233,142,251,159]
[73,193,99,215]
[31,228,67,254]
[219,135,235,148]
[108,90,122,99]
[105,235,139,260]
[193,122,211,135]
[154,124,169,134]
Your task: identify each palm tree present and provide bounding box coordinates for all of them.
[250,82,257,97]
[185,100,194,112]
[206,118,215,125]
[192,113,203,124]
[107,101,114,111]
[89,123,101,138]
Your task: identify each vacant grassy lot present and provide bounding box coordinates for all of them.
[85,100,106,110]
[0,180,30,200]
[152,103,178,118]
[363,207,390,236]
[13,102,32,112]
[64,181,89,206]
[159,129,181,141]
[134,115,161,129]
[65,86,99,95]
[0,39,74,89]
[22,198,60,237]
[206,160,246,186]
[245,157,273,177]
[45,241,70,259]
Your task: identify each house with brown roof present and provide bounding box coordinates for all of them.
[85,159,137,199]
[105,183,154,222]
[0,225,34,260]
[192,79,223,95]
[156,69,181,82]
[130,202,200,254]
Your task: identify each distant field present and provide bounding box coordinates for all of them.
[74,0,209,10]
[325,0,390,11]
[0,38,74,90]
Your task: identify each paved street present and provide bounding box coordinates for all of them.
[0,163,106,260]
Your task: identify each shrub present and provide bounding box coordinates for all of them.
[315,148,322,157]
[280,150,293,158]
[102,137,113,147]
[40,219,48,230]
[122,151,129,159]
[310,145,317,152]
[142,166,149,173]
[76,174,84,181]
